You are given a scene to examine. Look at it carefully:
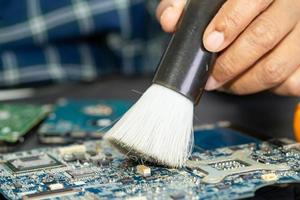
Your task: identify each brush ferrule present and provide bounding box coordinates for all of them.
[153,0,225,104]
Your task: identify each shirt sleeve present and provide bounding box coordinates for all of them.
[0,0,166,87]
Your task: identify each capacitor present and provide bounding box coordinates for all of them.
[136,165,151,177]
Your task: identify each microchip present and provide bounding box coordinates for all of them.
[0,104,50,143]
[5,154,63,174]
[66,168,96,179]
[38,99,132,144]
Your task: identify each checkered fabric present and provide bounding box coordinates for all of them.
[0,0,165,87]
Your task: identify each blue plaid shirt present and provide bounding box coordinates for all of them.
[0,0,165,87]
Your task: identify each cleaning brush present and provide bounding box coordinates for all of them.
[105,0,225,168]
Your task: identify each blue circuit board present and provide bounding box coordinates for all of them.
[193,123,260,150]
[0,125,299,200]
[38,99,132,144]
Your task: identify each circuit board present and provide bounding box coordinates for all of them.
[0,125,299,200]
[38,99,132,144]
[0,104,50,143]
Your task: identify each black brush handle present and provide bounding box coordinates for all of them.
[153,0,225,104]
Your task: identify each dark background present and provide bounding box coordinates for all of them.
[3,75,300,151]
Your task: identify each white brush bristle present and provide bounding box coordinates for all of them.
[105,84,194,167]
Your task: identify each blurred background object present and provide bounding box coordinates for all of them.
[0,0,163,87]
[294,103,300,142]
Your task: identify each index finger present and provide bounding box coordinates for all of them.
[203,0,274,52]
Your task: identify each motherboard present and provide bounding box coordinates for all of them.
[0,104,50,143]
[0,125,299,200]
[38,99,132,144]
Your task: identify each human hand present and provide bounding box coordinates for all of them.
[156,0,300,96]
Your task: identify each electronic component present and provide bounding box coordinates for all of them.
[22,188,80,200]
[63,154,76,162]
[48,183,64,190]
[0,125,299,200]
[0,104,50,143]
[170,193,186,200]
[58,144,86,155]
[5,154,63,174]
[66,168,96,180]
[136,165,151,177]
[38,99,132,144]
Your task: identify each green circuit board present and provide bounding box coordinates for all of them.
[0,104,50,143]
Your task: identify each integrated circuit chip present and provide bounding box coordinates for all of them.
[0,104,50,143]
[5,154,63,174]
[66,168,96,180]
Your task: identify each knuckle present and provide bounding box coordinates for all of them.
[246,18,279,50]
[259,60,286,86]
[256,0,273,10]
[286,76,300,96]
[214,55,237,82]
[224,9,242,30]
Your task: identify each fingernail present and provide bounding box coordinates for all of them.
[205,76,221,91]
[205,31,224,51]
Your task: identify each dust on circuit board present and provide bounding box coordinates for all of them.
[38,99,132,144]
[0,126,299,200]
